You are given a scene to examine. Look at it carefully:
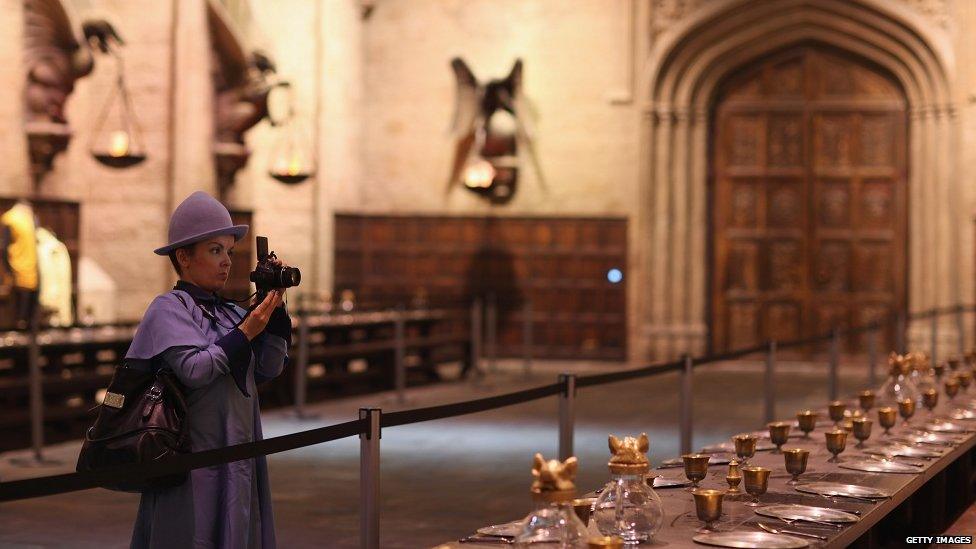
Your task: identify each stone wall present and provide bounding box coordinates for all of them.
[0,0,973,362]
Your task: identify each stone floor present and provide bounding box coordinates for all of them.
[0,356,916,548]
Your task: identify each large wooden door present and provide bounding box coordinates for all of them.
[711,46,907,352]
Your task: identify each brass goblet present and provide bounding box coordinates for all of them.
[797,410,818,438]
[852,417,872,448]
[741,466,770,507]
[945,378,960,401]
[767,422,791,454]
[934,362,946,380]
[682,454,711,491]
[858,390,876,412]
[828,400,847,427]
[948,357,962,371]
[783,448,809,485]
[898,398,916,426]
[733,434,758,466]
[692,489,724,533]
[922,388,939,416]
[878,407,897,436]
[958,371,973,392]
[825,429,847,463]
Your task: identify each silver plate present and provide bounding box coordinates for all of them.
[693,531,808,548]
[476,520,522,537]
[839,459,921,474]
[864,444,942,459]
[893,431,962,446]
[794,481,890,499]
[650,476,692,489]
[659,454,732,468]
[949,409,976,421]
[756,504,859,524]
[701,442,776,454]
[923,421,973,433]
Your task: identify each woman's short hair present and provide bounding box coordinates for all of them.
[168,246,192,276]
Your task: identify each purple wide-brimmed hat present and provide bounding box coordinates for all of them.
[153,191,249,255]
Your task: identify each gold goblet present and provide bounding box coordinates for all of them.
[922,388,939,416]
[767,422,791,454]
[945,378,960,401]
[948,357,962,371]
[825,429,847,463]
[933,362,946,380]
[783,448,809,485]
[858,390,876,412]
[692,489,724,533]
[733,434,758,466]
[898,398,916,426]
[828,400,847,427]
[852,417,872,448]
[797,410,818,438]
[878,407,897,436]
[682,453,711,491]
[741,466,770,507]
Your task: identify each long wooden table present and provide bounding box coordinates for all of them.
[439,395,976,548]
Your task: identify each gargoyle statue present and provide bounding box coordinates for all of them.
[608,433,650,466]
[448,57,544,204]
[531,453,578,494]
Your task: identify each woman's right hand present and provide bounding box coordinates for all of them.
[239,289,284,340]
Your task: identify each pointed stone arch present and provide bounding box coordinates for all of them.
[635,0,957,359]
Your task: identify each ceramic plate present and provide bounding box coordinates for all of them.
[839,459,921,474]
[756,504,859,524]
[476,520,522,537]
[949,409,976,421]
[794,481,890,499]
[693,531,808,548]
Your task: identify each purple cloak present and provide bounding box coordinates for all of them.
[126,283,289,549]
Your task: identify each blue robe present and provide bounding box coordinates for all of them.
[126,282,290,549]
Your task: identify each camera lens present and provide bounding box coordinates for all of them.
[280,267,301,288]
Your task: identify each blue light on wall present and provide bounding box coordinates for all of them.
[607,268,623,284]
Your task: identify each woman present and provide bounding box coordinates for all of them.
[127,191,290,548]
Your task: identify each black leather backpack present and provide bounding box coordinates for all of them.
[76,364,190,492]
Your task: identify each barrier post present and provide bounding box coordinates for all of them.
[470,298,483,377]
[27,304,44,463]
[829,328,840,402]
[680,355,693,455]
[523,299,533,378]
[868,324,879,388]
[486,293,498,373]
[931,312,938,367]
[294,309,310,418]
[359,407,381,549]
[957,305,966,357]
[764,340,776,424]
[558,373,576,460]
[394,305,406,405]
[897,311,906,354]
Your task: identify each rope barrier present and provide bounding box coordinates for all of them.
[1,303,972,503]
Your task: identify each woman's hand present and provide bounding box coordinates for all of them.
[239,289,284,340]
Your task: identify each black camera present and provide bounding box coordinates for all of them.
[249,236,300,302]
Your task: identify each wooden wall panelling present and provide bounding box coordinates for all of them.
[334,214,627,361]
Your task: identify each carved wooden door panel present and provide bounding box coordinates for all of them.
[711,46,906,352]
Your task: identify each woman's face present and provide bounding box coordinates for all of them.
[176,235,236,292]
